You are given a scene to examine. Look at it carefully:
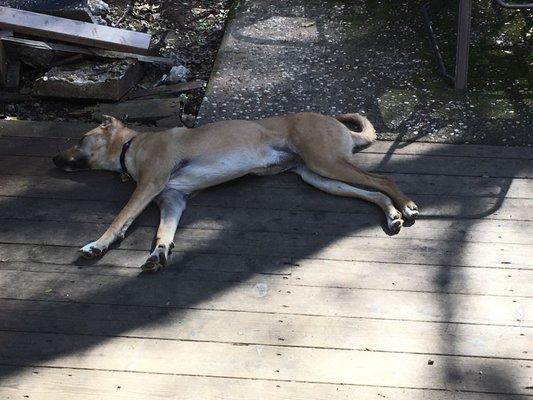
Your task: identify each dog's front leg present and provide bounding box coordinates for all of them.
[80,182,165,259]
[141,189,187,272]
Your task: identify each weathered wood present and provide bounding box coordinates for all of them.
[1,218,532,269]
[1,36,174,64]
[0,6,151,54]
[1,331,530,393]
[0,30,9,87]
[1,253,531,297]
[0,265,530,326]
[0,126,531,398]
[2,195,533,244]
[0,366,524,400]
[95,98,181,122]
[1,119,531,160]
[1,297,529,359]
[1,179,531,223]
[2,150,531,180]
[1,168,532,199]
[0,121,533,161]
[3,49,18,88]
[125,80,205,100]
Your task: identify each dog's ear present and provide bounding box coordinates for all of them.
[100,115,124,134]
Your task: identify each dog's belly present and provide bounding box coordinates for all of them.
[165,147,297,193]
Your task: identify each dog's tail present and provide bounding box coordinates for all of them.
[333,113,376,147]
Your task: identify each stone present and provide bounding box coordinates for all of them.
[33,58,143,100]
[166,65,190,83]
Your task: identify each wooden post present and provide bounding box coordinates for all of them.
[454,0,472,90]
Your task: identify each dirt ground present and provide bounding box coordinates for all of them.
[1,0,233,123]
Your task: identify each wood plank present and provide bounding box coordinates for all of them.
[2,143,532,179]
[2,252,531,297]
[0,184,533,227]
[1,219,531,270]
[364,140,533,160]
[0,267,530,325]
[2,195,533,244]
[95,98,181,122]
[1,36,174,64]
[124,80,206,100]
[1,297,529,359]
[2,169,532,200]
[0,152,533,183]
[11,220,533,270]
[0,7,151,54]
[1,331,530,393]
[1,366,526,400]
[2,174,530,220]
[1,119,532,161]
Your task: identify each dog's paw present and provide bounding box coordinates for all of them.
[79,241,107,259]
[387,211,404,233]
[141,255,165,273]
[402,202,419,220]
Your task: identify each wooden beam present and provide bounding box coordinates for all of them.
[0,6,151,54]
[124,80,205,100]
[0,36,173,64]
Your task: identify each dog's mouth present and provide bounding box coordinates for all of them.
[52,153,91,171]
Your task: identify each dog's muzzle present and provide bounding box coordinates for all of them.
[53,150,90,171]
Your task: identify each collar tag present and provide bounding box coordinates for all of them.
[119,172,131,182]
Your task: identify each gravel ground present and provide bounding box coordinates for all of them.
[198,0,532,146]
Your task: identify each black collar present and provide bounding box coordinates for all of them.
[120,138,133,177]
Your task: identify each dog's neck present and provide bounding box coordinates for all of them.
[103,128,139,172]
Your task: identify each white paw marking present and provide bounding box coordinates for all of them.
[79,241,106,259]
[387,210,403,233]
[402,203,419,220]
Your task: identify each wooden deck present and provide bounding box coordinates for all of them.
[0,120,531,399]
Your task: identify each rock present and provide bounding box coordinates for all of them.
[166,65,190,84]
[33,59,143,101]
[181,113,196,128]
[87,0,109,15]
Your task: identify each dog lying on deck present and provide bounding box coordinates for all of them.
[53,113,418,272]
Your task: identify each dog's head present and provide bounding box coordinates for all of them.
[53,115,126,172]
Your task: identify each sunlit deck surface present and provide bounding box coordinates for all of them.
[0,120,531,399]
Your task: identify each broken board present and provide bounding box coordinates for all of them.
[0,6,151,54]
[0,36,174,64]
[95,98,181,123]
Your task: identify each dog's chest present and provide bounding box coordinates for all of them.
[165,147,296,192]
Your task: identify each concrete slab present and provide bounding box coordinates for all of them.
[33,58,142,100]
[198,0,532,146]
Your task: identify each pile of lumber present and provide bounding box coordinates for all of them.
[0,5,204,125]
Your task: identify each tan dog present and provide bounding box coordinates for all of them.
[53,112,418,272]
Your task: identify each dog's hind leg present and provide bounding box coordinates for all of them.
[293,165,404,233]
[141,188,187,273]
[303,155,418,221]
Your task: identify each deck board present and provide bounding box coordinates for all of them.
[0,121,532,398]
